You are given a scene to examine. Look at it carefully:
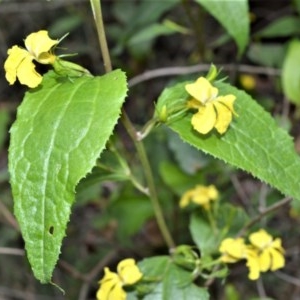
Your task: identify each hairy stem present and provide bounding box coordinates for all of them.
[90,0,112,72]
[90,0,175,249]
[121,113,175,249]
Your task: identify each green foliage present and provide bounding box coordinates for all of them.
[247,43,285,68]
[255,16,300,38]
[195,0,249,56]
[109,0,181,58]
[135,256,209,300]
[8,70,127,282]
[282,39,300,104]
[156,80,300,201]
[108,195,154,244]
[190,212,221,256]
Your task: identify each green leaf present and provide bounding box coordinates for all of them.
[247,43,285,68]
[9,70,127,283]
[156,80,300,201]
[195,0,249,56]
[282,39,300,104]
[108,196,154,243]
[138,256,209,300]
[159,161,205,196]
[255,16,300,38]
[190,212,222,256]
[167,129,209,175]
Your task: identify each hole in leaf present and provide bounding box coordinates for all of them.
[49,226,54,235]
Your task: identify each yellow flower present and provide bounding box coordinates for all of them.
[239,74,256,91]
[219,237,247,263]
[97,258,143,300]
[220,230,285,281]
[185,77,237,134]
[246,229,285,280]
[4,30,58,88]
[179,184,218,209]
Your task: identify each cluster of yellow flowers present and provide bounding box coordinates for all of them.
[97,258,142,300]
[219,229,285,280]
[185,77,237,135]
[180,184,218,210]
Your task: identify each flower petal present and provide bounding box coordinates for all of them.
[269,248,285,271]
[24,30,58,62]
[219,238,246,262]
[97,268,125,300]
[258,249,271,272]
[117,258,142,285]
[249,229,272,249]
[191,103,216,134]
[218,95,237,114]
[246,249,260,280]
[213,101,233,134]
[207,185,219,200]
[185,77,218,104]
[17,56,42,88]
[179,190,195,208]
[4,46,29,85]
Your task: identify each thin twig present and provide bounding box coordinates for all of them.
[275,271,300,287]
[237,197,292,237]
[256,277,267,298]
[78,249,119,300]
[0,247,24,256]
[0,0,86,13]
[0,200,19,231]
[128,64,281,87]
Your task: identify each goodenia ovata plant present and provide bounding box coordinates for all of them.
[5,1,300,296]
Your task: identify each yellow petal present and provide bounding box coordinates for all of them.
[187,98,202,110]
[17,56,42,88]
[219,238,246,262]
[249,229,272,249]
[213,101,233,134]
[185,77,218,104]
[117,258,142,285]
[217,95,237,114]
[4,46,29,85]
[97,268,125,300]
[207,185,219,200]
[191,103,216,134]
[246,249,260,280]
[24,30,58,62]
[258,250,271,272]
[272,238,284,253]
[269,248,285,271]
[179,190,195,208]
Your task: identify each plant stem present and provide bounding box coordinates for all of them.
[122,113,176,249]
[237,197,292,237]
[90,0,175,249]
[90,0,112,72]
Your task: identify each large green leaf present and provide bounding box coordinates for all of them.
[282,39,300,104]
[195,0,249,56]
[156,80,300,201]
[9,70,127,283]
